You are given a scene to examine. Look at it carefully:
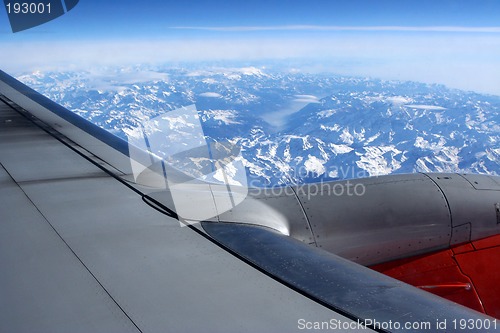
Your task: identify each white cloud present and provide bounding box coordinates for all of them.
[404,105,447,110]
[199,92,222,98]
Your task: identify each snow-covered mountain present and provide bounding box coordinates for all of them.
[17,65,499,186]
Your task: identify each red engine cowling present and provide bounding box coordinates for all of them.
[371,234,500,319]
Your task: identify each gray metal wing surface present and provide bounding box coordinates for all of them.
[0,70,496,333]
[0,70,372,333]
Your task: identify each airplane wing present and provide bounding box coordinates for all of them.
[0,70,496,333]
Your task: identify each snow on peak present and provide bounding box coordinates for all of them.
[203,110,240,125]
[238,66,267,76]
[340,128,354,145]
[387,96,413,105]
[355,146,402,176]
[318,109,337,118]
[304,155,326,176]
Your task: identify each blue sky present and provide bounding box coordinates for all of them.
[3,0,500,38]
[2,0,500,94]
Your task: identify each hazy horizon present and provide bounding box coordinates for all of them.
[2,0,500,95]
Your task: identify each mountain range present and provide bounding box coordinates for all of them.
[18,65,499,186]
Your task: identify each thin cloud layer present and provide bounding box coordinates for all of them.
[2,29,500,95]
[172,25,500,33]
